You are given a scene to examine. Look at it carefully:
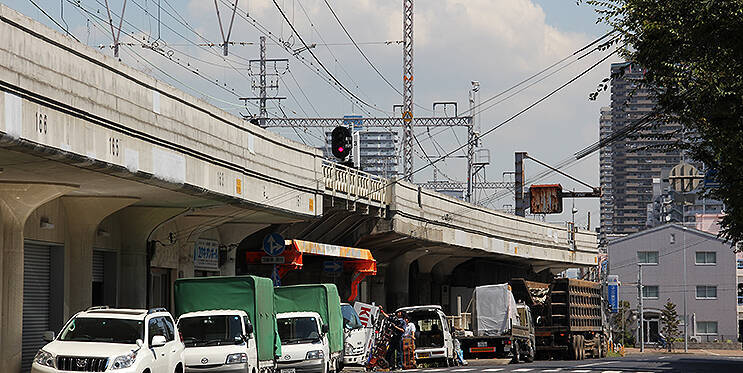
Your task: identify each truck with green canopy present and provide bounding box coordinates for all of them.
[174,275,281,373]
[274,284,344,373]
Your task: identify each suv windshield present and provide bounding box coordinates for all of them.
[178,315,243,347]
[341,304,362,330]
[277,317,320,344]
[59,317,144,344]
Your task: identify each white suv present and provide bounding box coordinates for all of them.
[31,307,185,373]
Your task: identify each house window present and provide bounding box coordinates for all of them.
[695,285,717,299]
[637,251,659,264]
[695,252,716,265]
[696,321,718,335]
[737,259,743,269]
[642,285,659,299]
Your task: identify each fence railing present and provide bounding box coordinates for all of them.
[322,160,388,207]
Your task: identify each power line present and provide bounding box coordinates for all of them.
[465,30,617,116]
[28,0,80,42]
[294,0,375,110]
[271,0,386,115]
[322,0,399,97]
[214,1,373,117]
[69,0,259,112]
[350,44,621,204]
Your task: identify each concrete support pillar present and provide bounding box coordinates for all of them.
[117,207,185,308]
[370,265,387,309]
[386,250,427,310]
[417,254,451,306]
[0,182,76,373]
[432,257,472,313]
[62,197,138,315]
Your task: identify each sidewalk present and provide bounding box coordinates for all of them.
[624,347,743,357]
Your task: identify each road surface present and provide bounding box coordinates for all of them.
[385,354,743,372]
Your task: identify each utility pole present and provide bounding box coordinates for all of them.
[683,221,688,352]
[239,37,288,127]
[402,0,414,180]
[466,81,479,203]
[515,152,527,217]
[638,263,645,352]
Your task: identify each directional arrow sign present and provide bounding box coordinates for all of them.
[323,260,343,273]
[263,233,285,256]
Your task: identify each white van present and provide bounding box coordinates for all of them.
[177,310,258,373]
[397,305,455,367]
[276,312,332,373]
[340,303,369,366]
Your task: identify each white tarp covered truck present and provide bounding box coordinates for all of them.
[454,284,535,363]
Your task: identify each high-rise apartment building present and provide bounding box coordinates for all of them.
[324,130,398,177]
[600,62,683,236]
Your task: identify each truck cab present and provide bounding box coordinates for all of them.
[276,311,330,373]
[340,303,369,366]
[177,310,257,373]
[397,305,455,367]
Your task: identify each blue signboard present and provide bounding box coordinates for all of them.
[323,260,343,273]
[343,115,363,132]
[263,233,285,256]
[704,169,720,188]
[607,275,619,313]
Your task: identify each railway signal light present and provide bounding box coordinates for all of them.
[331,126,352,159]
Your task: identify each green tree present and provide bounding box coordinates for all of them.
[611,300,634,346]
[659,299,681,352]
[583,0,743,248]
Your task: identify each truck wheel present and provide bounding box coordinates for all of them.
[511,341,520,363]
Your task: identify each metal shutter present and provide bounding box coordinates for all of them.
[92,250,105,283]
[22,243,51,372]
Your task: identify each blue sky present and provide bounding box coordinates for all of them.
[3,0,620,228]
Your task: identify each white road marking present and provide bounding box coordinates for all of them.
[450,369,475,372]
[576,361,613,368]
[481,369,504,372]
[600,371,622,373]
[512,369,534,372]
[570,370,591,373]
[658,356,667,359]
[540,369,562,372]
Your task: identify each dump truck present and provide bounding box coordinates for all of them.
[453,284,535,363]
[274,284,344,373]
[174,276,281,373]
[510,278,608,361]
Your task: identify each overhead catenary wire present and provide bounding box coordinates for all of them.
[271,0,387,115]
[294,0,375,110]
[28,0,81,42]
[216,0,376,117]
[418,33,619,149]
[348,43,622,205]
[69,0,262,112]
[465,30,617,116]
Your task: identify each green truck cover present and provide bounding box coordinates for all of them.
[174,276,281,361]
[274,284,343,354]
